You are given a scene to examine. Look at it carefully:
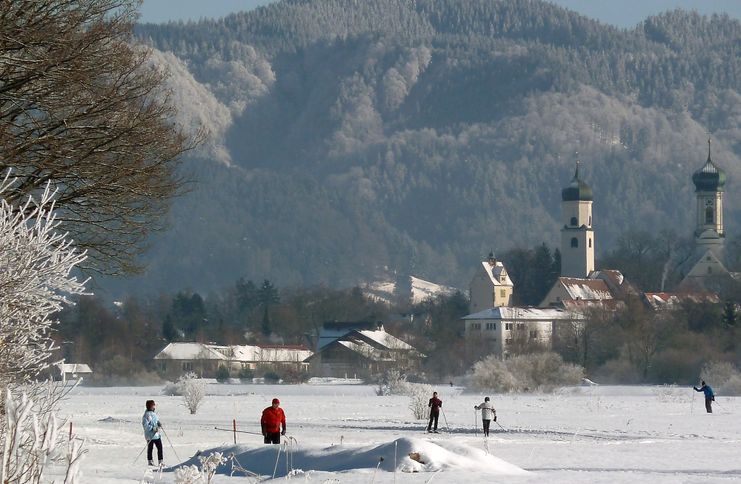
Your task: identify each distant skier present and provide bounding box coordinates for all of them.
[694,380,715,413]
[261,398,286,444]
[427,391,442,433]
[474,397,496,437]
[142,399,163,466]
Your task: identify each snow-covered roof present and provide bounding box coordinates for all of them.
[317,322,380,350]
[56,363,92,374]
[463,307,575,321]
[558,277,613,301]
[354,330,415,351]
[363,275,457,305]
[258,346,313,362]
[154,342,313,363]
[481,260,513,287]
[336,340,395,361]
[231,345,261,361]
[643,291,721,310]
[154,343,230,361]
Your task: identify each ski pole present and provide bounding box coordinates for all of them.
[161,427,181,463]
[495,420,506,432]
[441,409,450,431]
[132,440,149,465]
[214,426,263,436]
[473,408,479,435]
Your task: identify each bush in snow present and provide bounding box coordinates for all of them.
[173,452,227,484]
[700,361,741,396]
[215,366,230,383]
[175,372,206,414]
[407,383,434,419]
[1,389,86,484]
[0,176,88,401]
[471,352,584,393]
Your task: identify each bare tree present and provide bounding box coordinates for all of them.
[0,0,198,275]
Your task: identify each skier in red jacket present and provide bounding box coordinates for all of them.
[261,398,286,444]
[427,391,442,433]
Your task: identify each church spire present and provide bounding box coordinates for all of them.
[707,137,712,162]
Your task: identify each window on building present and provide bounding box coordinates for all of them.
[500,289,506,297]
[570,216,577,226]
[517,323,525,330]
[530,330,538,339]
[706,206,713,224]
[505,323,513,330]
[589,216,592,225]
[159,361,166,372]
[182,362,193,372]
[486,322,496,330]
[589,238,592,248]
[571,237,578,248]
[505,338,512,344]
[471,323,481,330]
[708,267,712,274]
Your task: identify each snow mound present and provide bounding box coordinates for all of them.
[178,437,528,477]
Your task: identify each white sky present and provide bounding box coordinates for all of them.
[139,0,741,28]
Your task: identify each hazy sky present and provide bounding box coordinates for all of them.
[139,0,741,28]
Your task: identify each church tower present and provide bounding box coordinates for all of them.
[560,161,595,278]
[692,138,726,253]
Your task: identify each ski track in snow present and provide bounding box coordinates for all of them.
[51,384,741,483]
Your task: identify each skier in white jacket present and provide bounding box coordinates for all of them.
[474,397,496,437]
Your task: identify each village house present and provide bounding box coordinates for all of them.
[153,342,312,380]
[304,327,422,379]
[463,307,576,356]
[55,362,93,382]
[469,252,514,313]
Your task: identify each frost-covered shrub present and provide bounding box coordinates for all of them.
[471,352,584,393]
[175,372,206,414]
[407,383,433,419]
[2,389,86,484]
[700,361,741,396]
[173,452,227,484]
[0,176,88,399]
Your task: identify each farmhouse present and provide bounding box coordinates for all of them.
[305,327,421,379]
[153,342,312,380]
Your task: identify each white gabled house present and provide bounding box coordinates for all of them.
[463,307,578,356]
[55,363,93,382]
[469,253,513,313]
[153,342,312,380]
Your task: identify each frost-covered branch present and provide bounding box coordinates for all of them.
[0,174,89,394]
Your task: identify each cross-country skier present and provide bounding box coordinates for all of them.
[427,391,442,433]
[142,399,163,466]
[694,380,715,413]
[261,398,286,444]
[474,397,496,437]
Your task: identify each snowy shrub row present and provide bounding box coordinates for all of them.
[700,361,741,396]
[471,352,584,393]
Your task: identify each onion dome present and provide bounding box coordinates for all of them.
[561,161,593,202]
[693,139,726,192]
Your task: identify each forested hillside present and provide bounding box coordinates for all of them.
[104,0,741,295]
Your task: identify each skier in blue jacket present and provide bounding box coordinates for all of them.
[693,381,715,413]
[142,400,164,466]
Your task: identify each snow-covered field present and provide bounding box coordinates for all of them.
[55,382,741,483]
